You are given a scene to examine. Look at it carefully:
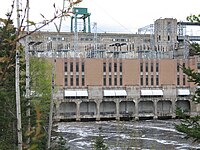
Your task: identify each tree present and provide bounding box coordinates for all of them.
[94,127,108,150]
[175,14,200,142]
[51,136,70,150]
[0,0,83,149]
[23,57,52,149]
[0,16,23,150]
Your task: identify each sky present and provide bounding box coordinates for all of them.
[1,0,200,34]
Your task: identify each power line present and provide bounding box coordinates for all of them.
[91,1,134,34]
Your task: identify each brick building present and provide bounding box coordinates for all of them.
[26,18,200,121]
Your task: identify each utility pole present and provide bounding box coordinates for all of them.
[25,0,31,145]
[16,0,23,149]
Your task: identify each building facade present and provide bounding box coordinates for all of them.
[25,18,200,121]
[53,56,200,121]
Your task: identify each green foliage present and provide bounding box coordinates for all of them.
[24,57,53,149]
[94,127,108,150]
[26,104,46,150]
[51,136,70,150]
[0,18,16,82]
[187,14,200,23]
[0,17,19,149]
[0,0,83,149]
[175,14,200,142]
[175,108,200,141]
[30,57,52,114]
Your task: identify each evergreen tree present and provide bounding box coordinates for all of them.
[175,14,200,142]
[0,17,20,149]
[51,136,70,150]
[94,127,108,150]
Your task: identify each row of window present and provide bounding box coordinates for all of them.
[65,75,85,86]
[103,62,122,72]
[156,35,171,42]
[47,37,66,41]
[177,63,185,72]
[112,38,129,42]
[47,42,70,50]
[177,75,186,86]
[140,62,159,72]
[84,44,107,50]
[140,75,159,86]
[65,62,85,72]
[103,75,123,86]
[177,62,187,86]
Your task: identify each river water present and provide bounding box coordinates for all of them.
[55,119,200,150]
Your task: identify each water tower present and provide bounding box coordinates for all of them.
[71,7,91,33]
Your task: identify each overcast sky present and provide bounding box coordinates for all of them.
[1,0,200,33]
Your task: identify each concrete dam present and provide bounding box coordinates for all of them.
[54,85,196,122]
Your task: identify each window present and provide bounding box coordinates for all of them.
[156,63,159,72]
[65,75,68,86]
[183,75,186,85]
[151,63,153,72]
[76,62,79,72]
[120,75,123,86]
[156,75,159,86]
[76,75,79,86]
[177,63,180,72]
[109,75,112,86]
[109,63,112,72]
[114,63,117,72]
[151,75,154,86]
[146,75,148,86]
[114,75,117,86]
[70,75,73,86]
[197,63,200,70]
[82,62,85,72]
[82,75,85,86]
[103,75,106,86]
[177,75,180,85]
[64,62,68,72]
[70,62,73,72]
[47,41,52,50]
[145,63,148,72]
[140,63,143,72]
[140,75,143,86]
[120,62,122,72]
[183,63,185,68]
[103,62,106,72]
